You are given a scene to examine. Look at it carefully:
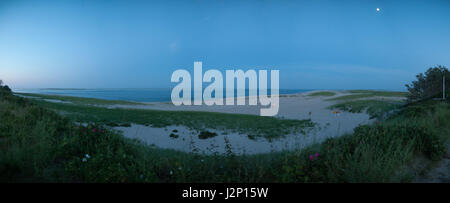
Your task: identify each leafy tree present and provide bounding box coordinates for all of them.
[2,85,11,93]
[0,79,11,97]
[405,65,449,102]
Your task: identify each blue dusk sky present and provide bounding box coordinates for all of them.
[0,0,449,90]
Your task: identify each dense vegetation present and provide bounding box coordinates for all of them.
[405,65,449,102]
[0,83,447,182]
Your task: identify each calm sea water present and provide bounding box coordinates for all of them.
[13,88,313,102]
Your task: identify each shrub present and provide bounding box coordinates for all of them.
[198,131,218,139]
[406,65,449,102]
[280,122,446,183]
[0,80,12,99]
[169,133,179,139]
[321,123,444,182]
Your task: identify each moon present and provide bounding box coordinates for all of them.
[376,8,381,12]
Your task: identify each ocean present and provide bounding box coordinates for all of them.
[13,88,313,102]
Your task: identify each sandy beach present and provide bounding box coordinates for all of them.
[112,90,384,154]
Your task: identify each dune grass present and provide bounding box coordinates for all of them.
[15,92,142,106]
[327,90,408,101]
[327,90,408,119]
[308,91,336,97]
[329,100,404,119]
[0,88,447,182]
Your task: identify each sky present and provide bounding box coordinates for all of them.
[0,0,450,90]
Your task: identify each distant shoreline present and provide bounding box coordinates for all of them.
[13,88,315,103]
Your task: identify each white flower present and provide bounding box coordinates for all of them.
[82,158,87,162]
[85,154,91,159]
[170,170,173,175]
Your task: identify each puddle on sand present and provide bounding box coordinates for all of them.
[113,120,366,155]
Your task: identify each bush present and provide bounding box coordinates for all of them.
[61,123,155,182]
[0,80,12,99]
[169,133,179,139]
[280,122,446,183]
[198,131,218,139]
[406,65,449,102]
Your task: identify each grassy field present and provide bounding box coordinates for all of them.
[0,88,448,182]
[308,91,336,97]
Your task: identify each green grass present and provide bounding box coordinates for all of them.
[0,88,448,183]
[31,99,315,140]
[15,92,143,106]
[308,91,336,97]
[327,90,408,119]
[393,100,450,142]
[329,100,404,119]
[327,90,408,101]
[348,90,408,95]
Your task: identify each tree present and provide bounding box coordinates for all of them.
[405,65,449,102]
[2,85,11,93]
[0,79,11,94]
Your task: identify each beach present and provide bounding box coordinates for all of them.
[14,89,406,155]
[111,90,379,154]
[7,88,448,183]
